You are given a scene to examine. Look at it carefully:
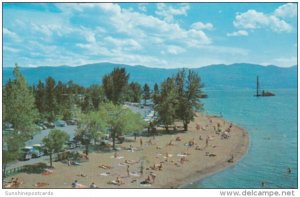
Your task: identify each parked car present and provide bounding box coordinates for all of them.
[43,121,55,129]
[64,140,77,149]
[19,147,33,160]
[32,144,45,158]
[54,120,66,127]
[66,119,77,125]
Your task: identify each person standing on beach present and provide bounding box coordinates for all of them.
[127,165,130,177]
[205,136,209,147]
[140,160,144,175]
[140,138,143,147]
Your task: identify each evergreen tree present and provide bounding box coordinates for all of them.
[35,80,46,117]
[3,64,38,138]
[155,78,178,132]
[102,68,129,104]
[55,81,65,114]
[175,69,204,131]
[127,82,142,103]
[81,94,94,113]
[152,83,160,105]
[45,77,57,121]
[143,83,151,104]
[87,85,105,110]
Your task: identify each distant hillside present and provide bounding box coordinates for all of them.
[3,62,297,90]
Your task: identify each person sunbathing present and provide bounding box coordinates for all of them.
[90,182,97,188]
[208,153,217,157]
[76,174,87,177]
[5,178,22,188]
[140,176,152,185]
[35,182,49,188]
[80,154,89,160]
[107,176,124,186]
[195,145,202,150]
[99,164,113,169]
[227,155,234,163]
[180,157,189,164]
[125,159,139,164]
[150,163,163,171]
[167,140,175,146]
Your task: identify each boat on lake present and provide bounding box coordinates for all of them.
[254,76,275,97]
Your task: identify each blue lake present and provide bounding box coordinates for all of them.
[185,89,297,188]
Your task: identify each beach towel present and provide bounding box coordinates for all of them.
[34,182,49,188]
[176,153,187,157]
[100,172,111,176]
[130,172,141,177]
[110,156,124,159]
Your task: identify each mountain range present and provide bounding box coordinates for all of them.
[3,62,297,90]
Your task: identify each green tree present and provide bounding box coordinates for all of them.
[126,82,142,103]
[143,83,151,104]
[76,111,106,155]
[35,80,46,118]
[152,83,160,106]
[155,78,178,132]
[3,132,24,178]
[42,129,69,167]
[87,85,105,110]
[81,94,94,113]
[102,68,129,104]
[45,77,57,121]
[175,69,204,131]
[98,102,146,150]
[3,65,38,138]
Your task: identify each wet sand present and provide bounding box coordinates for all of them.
[8,113,249,189]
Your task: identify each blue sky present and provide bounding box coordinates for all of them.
[3,2,297,68]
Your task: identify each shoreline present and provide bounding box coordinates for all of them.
[6,113,249,189]
[175,125,249,188]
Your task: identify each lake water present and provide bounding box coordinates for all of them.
[185,89,297,189]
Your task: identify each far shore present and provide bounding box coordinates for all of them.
[5,112,249,189]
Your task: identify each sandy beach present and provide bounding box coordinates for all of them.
[6,113,249,189]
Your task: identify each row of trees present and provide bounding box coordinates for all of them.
[2,64,204,173]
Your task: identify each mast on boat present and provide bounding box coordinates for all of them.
[256,75,260,96]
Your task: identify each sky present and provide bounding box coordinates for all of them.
[2,2,298,68]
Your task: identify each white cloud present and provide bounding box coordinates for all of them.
[273,56,297,67]
[3,28,20,40]
[274,3,297,18]
[155,3,190,22]
[165,45,186,55]
[3,46,19,53]
[227,30,248,37]
[104,37,142,50]
[233,9,293,33]
[191,22,214,31]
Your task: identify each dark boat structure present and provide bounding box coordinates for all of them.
[254,76,275,97]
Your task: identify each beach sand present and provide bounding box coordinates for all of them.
[9,113,249,189]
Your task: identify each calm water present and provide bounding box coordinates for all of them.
[185,89,297,189]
